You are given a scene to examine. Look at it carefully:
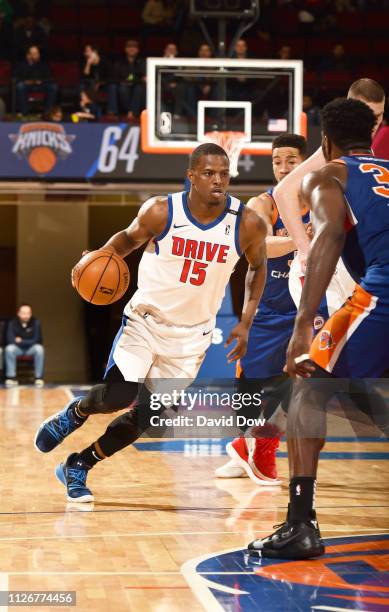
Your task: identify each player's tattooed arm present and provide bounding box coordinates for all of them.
[247,192,296,258]
[225,208,267,363]
[286,163,348,377]
[102,197,169,257]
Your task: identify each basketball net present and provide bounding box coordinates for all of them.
[204,131,247,177]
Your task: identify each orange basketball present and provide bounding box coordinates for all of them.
[28,147,57,174]
[72,249,130,305]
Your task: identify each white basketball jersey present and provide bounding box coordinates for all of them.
[289,256,355,316]
[128,191,243,326]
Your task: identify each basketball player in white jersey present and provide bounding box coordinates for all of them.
[35,143,268,503]
[273,78,385,269]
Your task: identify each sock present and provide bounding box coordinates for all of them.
[76,442,106,469]
[289,476,316,524]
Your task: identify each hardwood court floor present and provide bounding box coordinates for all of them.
[0,387,388,611]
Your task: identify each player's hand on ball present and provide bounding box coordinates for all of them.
[285,322,315,378]
[225,322,249,363]
[71,250,90,287]
[72,249,130,305]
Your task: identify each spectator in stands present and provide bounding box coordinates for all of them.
[198,43,213,59]
[163,0,179,29]
[335,0,356,10]
[72,89,101,122]
[373,107,389,160]
[277,44,292,60]
[320,42,352,71]
[81,44,111,93]
[233,39,249,59]
[14,45,58,117]
[303,93,320,125]
[111,40,145,120]
[163,43,178,58]
[5,304,44,388]
[43,105,63,122]
[231,39,250,102]
[142,0,165,26]
[13,14,47,60]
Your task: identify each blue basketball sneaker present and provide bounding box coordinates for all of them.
[55,453,94,503]
[34,397,87,453]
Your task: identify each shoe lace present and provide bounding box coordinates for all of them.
[46,411,72,441]
[67,468,87,490]
[272,520,289,535]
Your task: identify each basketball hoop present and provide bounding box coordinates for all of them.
[204,131,248,178]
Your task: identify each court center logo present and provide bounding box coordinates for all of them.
[9,123,76,175]
[183,534,389,612]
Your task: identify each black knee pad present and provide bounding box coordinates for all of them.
[80,381,139,414]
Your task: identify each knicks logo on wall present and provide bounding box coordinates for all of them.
[182,534,389,612]
[9,123,75,175]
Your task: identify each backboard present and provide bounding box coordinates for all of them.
[141,58,305,156]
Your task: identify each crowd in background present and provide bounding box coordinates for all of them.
[0,0,387,123]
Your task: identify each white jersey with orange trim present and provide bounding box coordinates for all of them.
[128,191,243,326]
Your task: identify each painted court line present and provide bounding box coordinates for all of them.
[0,527,387,544]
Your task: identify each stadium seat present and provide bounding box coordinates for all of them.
[343,38,370,57]
[335,11,364,35]
[373,39,389,64]
[309,38,338,56]
[271,8,299,35]
[109,7,142,33]
[49,7,79,33]
[79,7,109,34]
[321,71,353,93]
[363,66,389,86]
[366,10,389,31]
[49,61,80,87]
[144,35,175,56]
[112,36,128,57]
[110,0,140,6]
[303,70,319,91]
[245,37,273,58]
[48,34,80,60]
[0,60,11,85]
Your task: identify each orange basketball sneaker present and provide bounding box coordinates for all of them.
[223,431,281,485]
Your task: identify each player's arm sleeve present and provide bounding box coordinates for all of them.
[273,147,325,254]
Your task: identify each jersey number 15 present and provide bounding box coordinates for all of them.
[180,259,208,285]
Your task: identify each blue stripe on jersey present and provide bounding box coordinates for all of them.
[234,202,243,257]
[154,193,173,243]
[104,314,128,379]
[182,191,229,230]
